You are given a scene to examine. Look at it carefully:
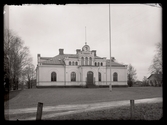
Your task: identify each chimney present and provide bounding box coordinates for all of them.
[59,49,64,55]
[92,50,96,56]
[76,49,81,54]
[37,54,40,64]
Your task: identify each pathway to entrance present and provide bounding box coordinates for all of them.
[5,97,162,120]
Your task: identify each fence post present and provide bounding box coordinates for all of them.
[130,100,134,119]
[36,102,43,120]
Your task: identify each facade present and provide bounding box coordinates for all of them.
[36,44,128,88]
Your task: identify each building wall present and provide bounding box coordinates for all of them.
[37,65,65,86]
[106,67,127,86]
[37,64,127,87]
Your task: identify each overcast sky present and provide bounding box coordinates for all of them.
[6,4,162,80]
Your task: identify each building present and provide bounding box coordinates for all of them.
[147,74,162,86]
[36,44,128,88]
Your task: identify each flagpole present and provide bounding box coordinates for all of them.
[85,26,87,45]
[109,4,112,92]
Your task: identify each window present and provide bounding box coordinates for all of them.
[113,72,118,81]
[51,72,56,81]
[98,72,101,82]
[71,72,76,81]
[98,62,100,66]
[85,57,88,65]
[72,61,74,65]
[101,62,103,66]
[69,61,71,65]
[76,62,78,65]
[95,62,97,66]
[89,57,92,65]
[81,57,84,65]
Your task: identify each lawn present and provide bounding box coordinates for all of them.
[4,87,162,110]
[48,102,163,120]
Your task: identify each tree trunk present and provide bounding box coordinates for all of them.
[30,80,32,88]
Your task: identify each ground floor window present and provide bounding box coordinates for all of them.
[113,72,118,81]
[98,72,101,81]
[71,72,76,81]
[51,72,57,81]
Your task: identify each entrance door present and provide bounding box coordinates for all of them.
[87,71,94,86]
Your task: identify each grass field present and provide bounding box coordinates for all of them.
[48,102,163,120]
[4,87,162,110]
[4,87,162,120]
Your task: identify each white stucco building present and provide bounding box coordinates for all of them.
[36,44,128,88]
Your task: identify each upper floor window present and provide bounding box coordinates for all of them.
[76,62,78,65]
[71,72,76,81]
[51,72,57,81]
[89,57,92,65]
[101,62,103,66]
[113,72,118,81]
[95,62,97,66]
[85,57,88,65]
[81,57,84,66]
[69,61,71,65]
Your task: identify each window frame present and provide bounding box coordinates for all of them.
[71,72,76,82]
[51,72,57,82]
[98,72,101,82]
[113,72,118,82]
[95,62,97,66]
[89,57,92,65]
[85,57,88,65]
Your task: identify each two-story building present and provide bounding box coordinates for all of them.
[36,44,128,88]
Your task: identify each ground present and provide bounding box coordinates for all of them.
[4,87,162,120]
[48,102,162,120]
[5,87,162,109]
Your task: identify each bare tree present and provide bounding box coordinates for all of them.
[149,42,162,74]
[4,29,32,90]
[142,76,149,86]
[127,64,137,87]
[22,63,35,89]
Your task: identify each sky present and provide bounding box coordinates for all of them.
[5,4,162,80]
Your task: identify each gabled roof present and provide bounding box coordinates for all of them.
[41,54,78,65]
[94,55,103,59]
[106,59,126,67]
[41,54,126,67]
[147,74,162,80]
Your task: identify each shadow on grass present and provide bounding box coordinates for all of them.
[4,90,22,102]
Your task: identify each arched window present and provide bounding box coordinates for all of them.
[113,72,118,81]
[51,72,57,81]
[89,57,92,65]
[85,57,88,65]
[98,62,100,66]
[101,62,103,66]
[71,72,76,81]
[69,61,71,65]
[76,62,78,65]
[95,62,97,66]
[81,57,84,65]
[98,72,101,82]
[72,61,74,65]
